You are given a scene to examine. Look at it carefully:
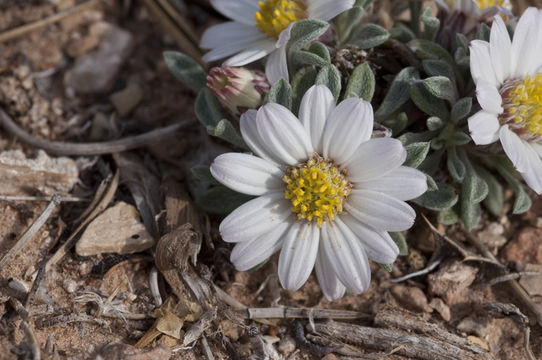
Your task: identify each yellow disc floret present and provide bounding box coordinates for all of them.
[501,73,542,137]
[255,0,307,38]
[475,0,507,9]
[283,155,351,227]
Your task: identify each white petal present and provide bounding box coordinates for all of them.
[230,219,292,271]
[307,0,355,20]
[278,222,320,290]
[356,166,428,201]
[299,85,336,153]
[265,46,289,84]
[511,7,539,77]
[223,39,276,66]
[345,190,416,232]
[322,98,374,165]
[315,243,346,301]
[210,153,283,196]
[500,126,542,194]
[219,193,291,243]
[342,138,406,182]
[476,82,503,114]
[240,109,279,165]
[469,40,497,88]
[210,0,259,25]
[242,103,313,166]
[489,16,512,83]
[341,214,399,264]
[499,125,530,173]
[519,142,542,194]
[200,22,267,50]
[468,110,500,145]
[320,219,370,294]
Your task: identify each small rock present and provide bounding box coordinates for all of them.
[429,297,451,321]
[110,82,144,117]
[478,223,506,254]
[390,285,433,313]
[278,335,296,354]
[65,23,133,95]
[0,150,78,196]
[467,336,489,351]
[428,261,478,304]
[407,249,426,270]
[502,227,542,265]
[457,316,491,339]
[75,201,154,256]
[89,112,113,141]
[519,264,542,296]
[8,278,30,294]
[220,319,242,341]
[62,279,77,294]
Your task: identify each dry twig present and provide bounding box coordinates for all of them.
[234,307,371,320]
[0,107,192,156]
[0,195,61,272]
[0,0,100,43]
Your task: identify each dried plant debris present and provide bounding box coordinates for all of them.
[0,150,78,195]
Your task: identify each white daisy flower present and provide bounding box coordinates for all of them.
[200,0,355,84]
[468,8,542,194]
[210,85,427,300]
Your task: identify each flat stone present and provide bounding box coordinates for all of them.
[390,285,433,313]
[75,201,154,256]
[0,150,78,196]
[502,227,542,265]
[110,82,144,117]
[429,297,451,321]
[428,261,478,304]
[65,23,133,95]
[519,264,542,296]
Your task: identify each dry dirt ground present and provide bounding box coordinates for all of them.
[1,1,542,359]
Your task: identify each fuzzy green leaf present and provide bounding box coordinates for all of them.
[420,7,440,41]
[207,119,247,149]
[390,232,408,256]
[476,23,491,41]
[378,263,393,272]
[447,147,466,182]
[163,51,206,91]
[195,186,253,214]
[408,39,456,68]
[438,207,459,225]
[452,131,471,145]
[291,67,318,114]
[350,24,390,49]
[287,19,329,72]
[195,88,223,127]
[336,6,364,43]
[264,79,293,109]
[414,182,458,211]
[477,167,504,217]
[427,116,445,131]
[375,67,418,121]
[451,97,472,123]
[404,142,430,168]
[315,65,342,100]
[410,81,450,120]
[422,76,457,103]
[344,62,375,101]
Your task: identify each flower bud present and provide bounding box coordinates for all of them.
[207,67,270,116]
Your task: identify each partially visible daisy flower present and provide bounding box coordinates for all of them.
[468,8,542,193]
[210,85,427,300]
[207,67,270,116]
[200,0,355,84]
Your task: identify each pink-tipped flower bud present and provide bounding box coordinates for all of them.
[207,67,270,116]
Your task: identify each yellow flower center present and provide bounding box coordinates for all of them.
[283,155,351,227]
[475,0,506,9]
[255,0,307,38]
[500,73,542,138]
